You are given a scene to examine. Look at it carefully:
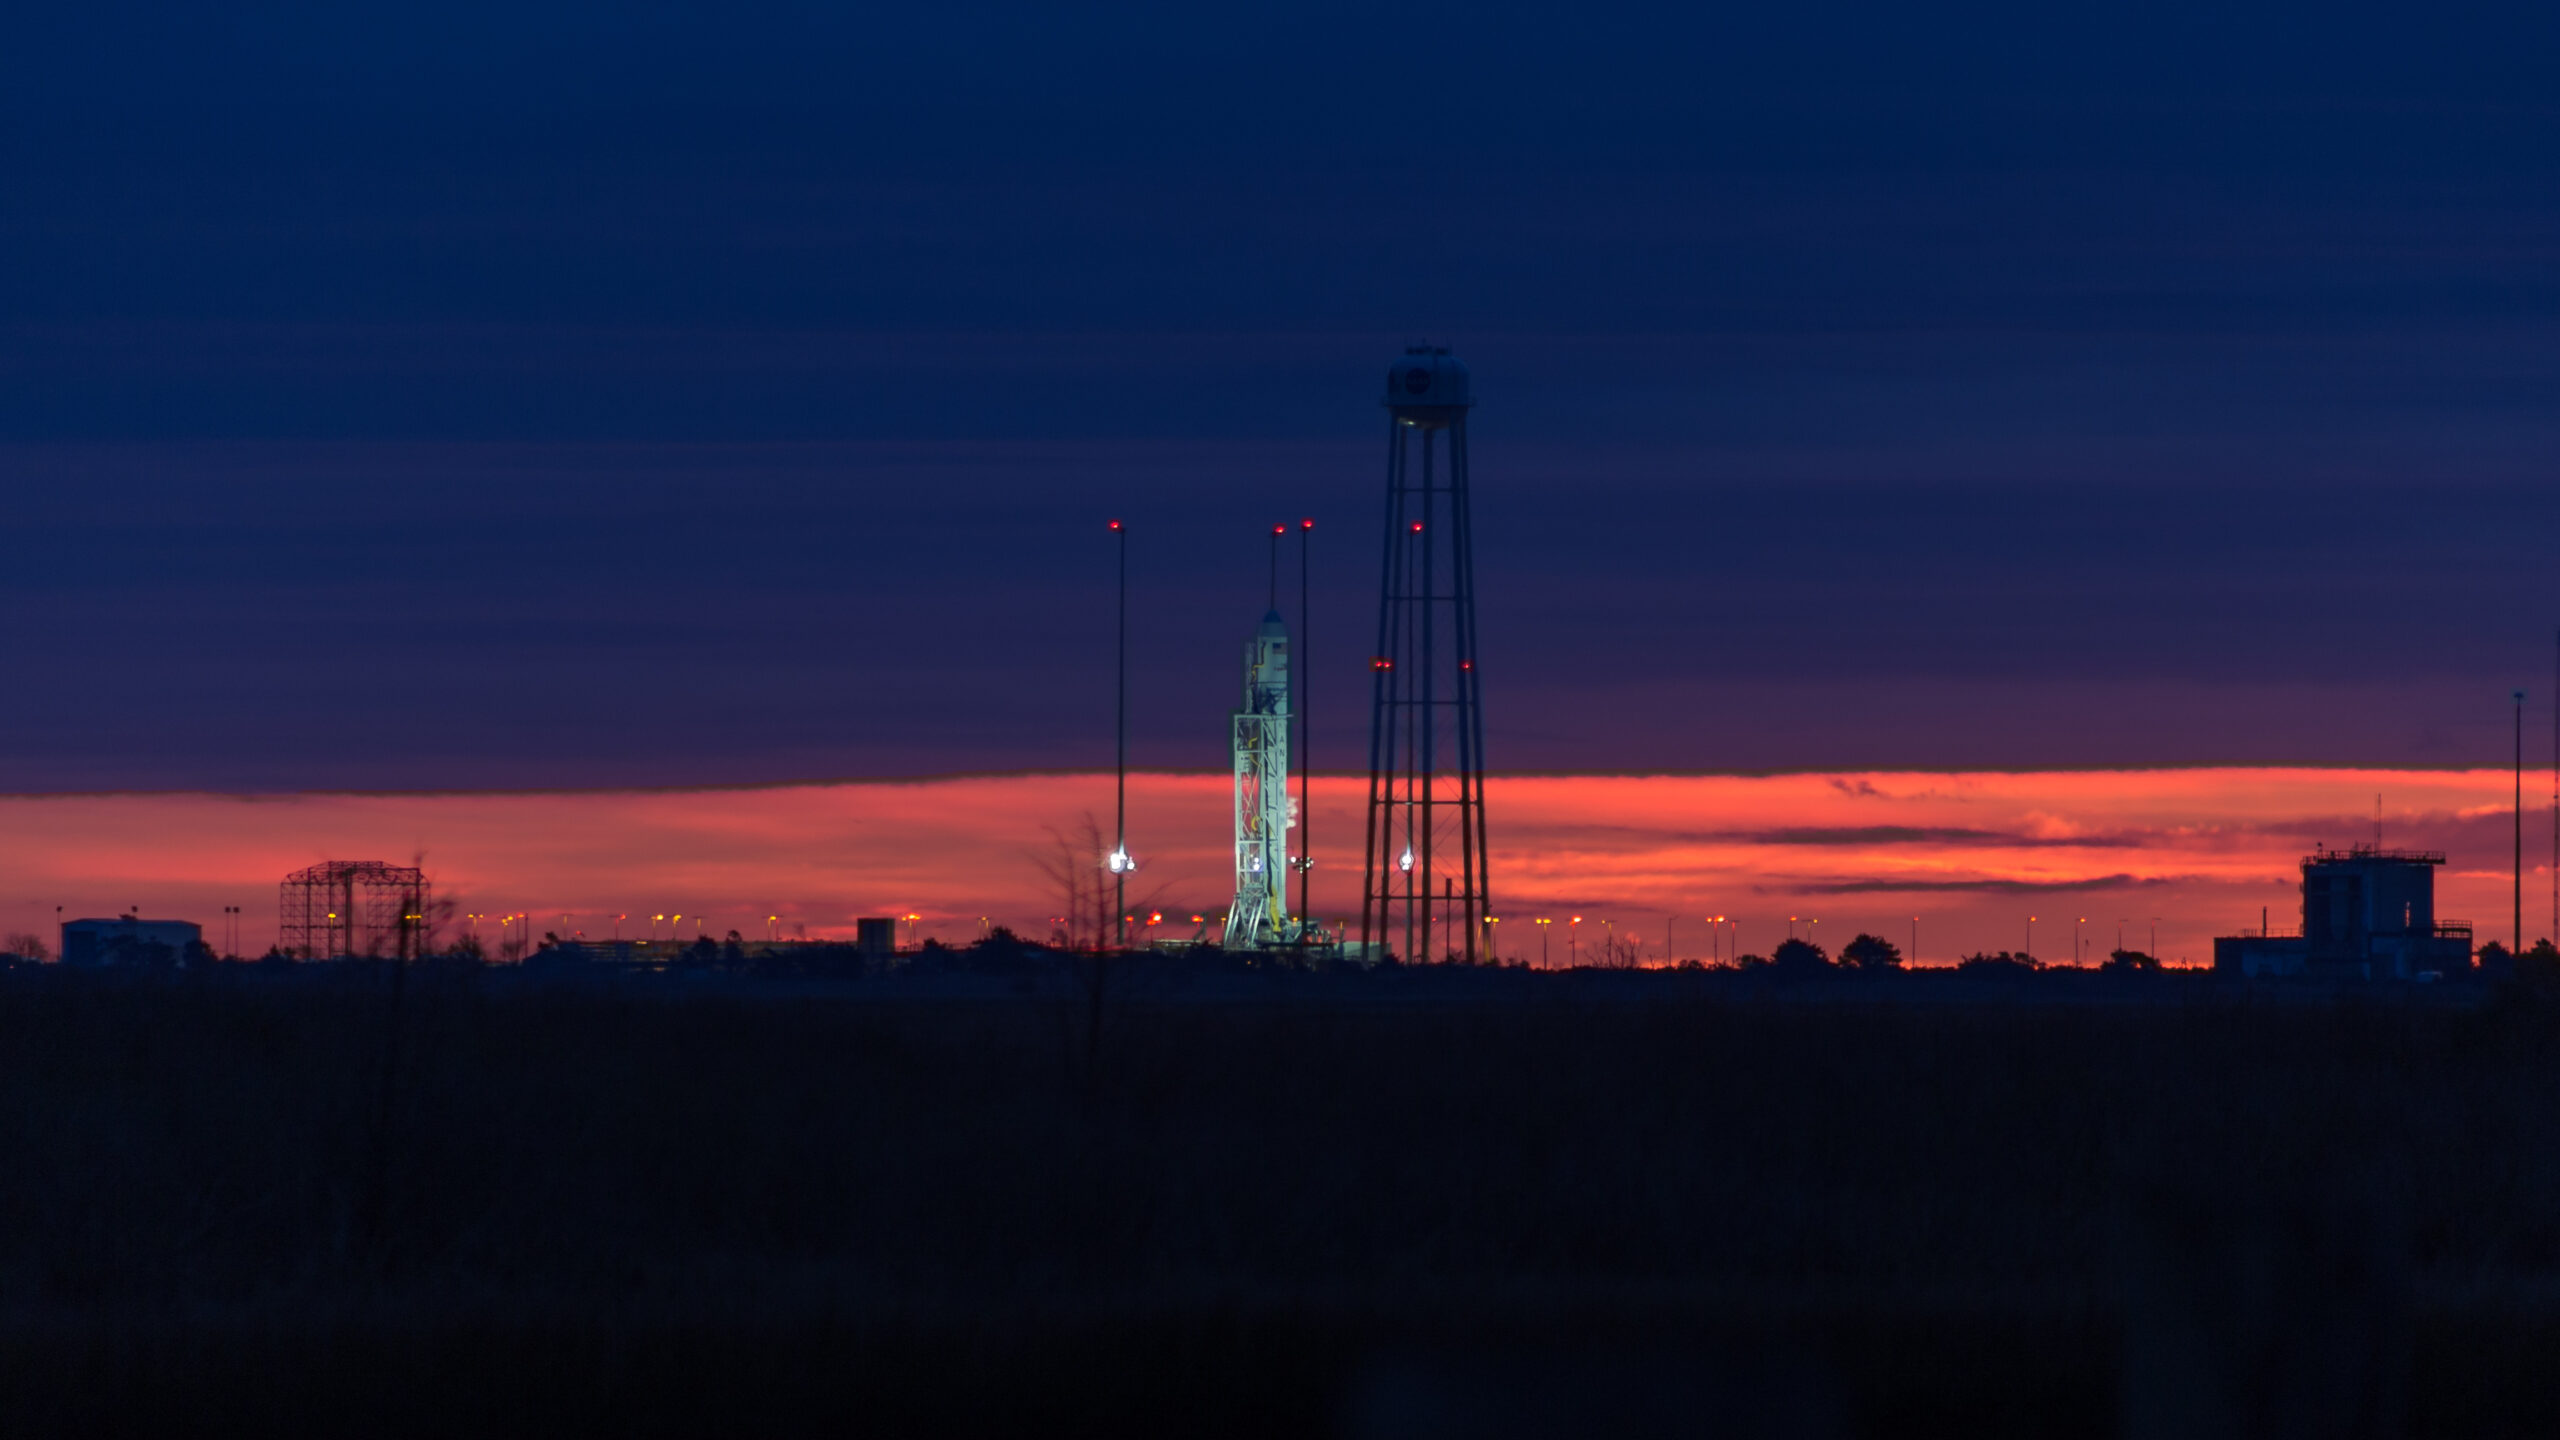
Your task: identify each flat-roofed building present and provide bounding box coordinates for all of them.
[856,917,897,958]
[61,917,203,967]
[2215,847,2472,980]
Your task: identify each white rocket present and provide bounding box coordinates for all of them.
[1225,608,1295,948]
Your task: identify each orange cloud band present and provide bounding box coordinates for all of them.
[0,767,2537,965]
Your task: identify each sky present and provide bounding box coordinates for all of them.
[5,4,2560,944]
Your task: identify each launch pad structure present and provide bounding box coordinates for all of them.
[279,860,430,960]
[1226,609,1298,948]
[1209,347,1490,961]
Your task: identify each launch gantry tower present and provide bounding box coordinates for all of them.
[1225,609,1296,947]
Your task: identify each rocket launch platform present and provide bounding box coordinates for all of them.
[1225,608,1297,948]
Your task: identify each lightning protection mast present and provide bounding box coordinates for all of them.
[1360,346,1490,964]
[1225,609,1294,947]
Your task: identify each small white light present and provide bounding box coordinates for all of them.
[1398,847,1415,872]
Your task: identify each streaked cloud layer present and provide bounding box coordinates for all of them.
[2,767,2537,965]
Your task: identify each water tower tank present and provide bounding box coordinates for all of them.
[1384,346,1471,423]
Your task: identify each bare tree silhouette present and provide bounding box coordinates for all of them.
[1033,813,1109,952]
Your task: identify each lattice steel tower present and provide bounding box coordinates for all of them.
[279,860,430,960]
[1360,346,1490,963]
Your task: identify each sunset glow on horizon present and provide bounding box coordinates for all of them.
[0,766,2542,965]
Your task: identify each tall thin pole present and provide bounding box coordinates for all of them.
[1419,429,1436,965]
[1113,519,1128,949]
[2516,688,2526,956]
[1298,518,1313,934]
[1360,422,1402,960]
[1413,507,1433,963]
[2550,630,2556,946]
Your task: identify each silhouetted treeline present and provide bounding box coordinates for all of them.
[22,925,2546,1005]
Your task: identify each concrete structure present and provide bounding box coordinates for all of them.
[2215,846,2473,980]
[62,917,203,966]
[1225,608,1296,948]
[856,917,897,957]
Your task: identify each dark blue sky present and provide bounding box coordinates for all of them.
[6,3,2560,789]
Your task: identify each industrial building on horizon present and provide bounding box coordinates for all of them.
[60,916,205,967]
[2214,845,2475,980]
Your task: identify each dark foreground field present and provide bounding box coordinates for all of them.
[5,964,2559,1437]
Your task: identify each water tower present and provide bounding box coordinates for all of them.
[1360,346,1491,963]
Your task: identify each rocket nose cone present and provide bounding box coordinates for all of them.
[1259,609,1288,634]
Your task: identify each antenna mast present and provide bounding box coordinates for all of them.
[1108,520,1132,948]
[1298,518,1315,931]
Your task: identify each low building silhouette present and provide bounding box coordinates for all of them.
[62,916,203,967]
[2214,846,2472,980]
